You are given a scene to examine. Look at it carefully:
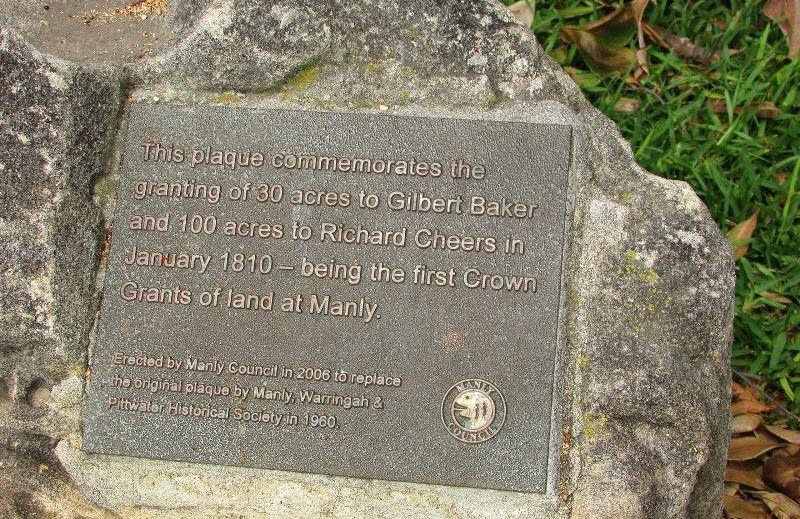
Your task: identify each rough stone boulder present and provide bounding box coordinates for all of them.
[0,1,734,518]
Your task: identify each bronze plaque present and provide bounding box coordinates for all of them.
[83,104,573,493]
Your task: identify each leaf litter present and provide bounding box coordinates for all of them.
[725,382,800,518]
[727,212,759,261]
[763,0,800,59]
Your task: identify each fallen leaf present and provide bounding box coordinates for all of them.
[560,5,645,75]
[727,212,759,260]
[754,491,800,519]
[631,0,653,76]
[712,17,729,30]
[508,1,534,27]
[571,2,652,78]
[763,0,800,59]
[726,461,769,490]
[560,27,637,74]
[564,67,603,87]
[614,97,641,114]
[734,382,763,402]
[768,427,800,446]
[580,7,638,46]
[734,414,765,433]
[710,99,781,118]
[760,292,793,305]
[549,46,569,64]
[729,436,782,461]
[724,494,771,519]
[631,0,652,31]
[726,481,743,496]
[711,98,729,114]
[732,399,776,416]
[764,453,800,500]
[753,101,781,119]
[624,73,644,88]
[776,171,789,185]
[711,48,743,61]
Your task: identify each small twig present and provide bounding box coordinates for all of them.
[639,85,664,104]
[625,84,665,104]
[732,369,800,423]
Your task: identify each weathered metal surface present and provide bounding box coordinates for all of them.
[83,104,572,493]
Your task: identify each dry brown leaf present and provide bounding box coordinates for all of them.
[710,99,780,118]
[631,0,652,29]
[560,5,645,75]
[507,1,534,27]
[727,212,759,260]
[754,491,800,519]
[770,427,800,446]
[729,436,782,461]
[727,481,743,496]
[711,98,728,114]
[560,27,637,74]
[762,426,793,445]
[631,48,648,79]
[760,292,793,304]
[614,97,641,114]
[711,48,743,61]
[734,382,763,402]
[764,0,800,59]
[776,171,789,185]
[713,18,729,30]
[580,6,636,35]
[624,74,643,88]
[732,399,776,416]
[764,454,800,501]
[724,494,771,519]
[753,101,781,119]
[631,0,653,76]
[726,460,769,490]
[734,414,765,433]
[751,103,775,118]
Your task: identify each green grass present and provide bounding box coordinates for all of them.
[505,0,800,416]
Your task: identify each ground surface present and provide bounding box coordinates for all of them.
[3,0,171,62]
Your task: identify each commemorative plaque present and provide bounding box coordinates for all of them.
[83,105,573,493]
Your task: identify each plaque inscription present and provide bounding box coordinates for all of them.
[84,105,572,493]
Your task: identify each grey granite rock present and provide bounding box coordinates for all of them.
[0,1,734,518]
[0,28,121,518]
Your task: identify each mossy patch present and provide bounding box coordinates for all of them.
[212,91,241,105]
[567,292,586,307]
[365,62,385,74]
[285,62,321,92]
[264,62,323,99]
[621,249,658,289]
[582,412,609,439]
[484,89,499,108]
[618,249,666,335]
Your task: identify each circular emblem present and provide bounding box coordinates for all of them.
[441,379,506,444]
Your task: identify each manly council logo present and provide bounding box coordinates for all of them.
[441,379,506,444]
